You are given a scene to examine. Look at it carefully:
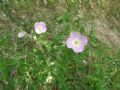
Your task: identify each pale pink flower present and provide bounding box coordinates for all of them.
[34,22,47,34]
[66,31,88,53]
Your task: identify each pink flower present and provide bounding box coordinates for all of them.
[66,31,88,53]
[34,22,47,34]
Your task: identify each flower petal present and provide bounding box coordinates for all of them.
[81,35,88,46]
[34,22,40,29]
[39,22,46,27]
[66,38,74,48]
[40,26,47,33]
[70,31,81,38]
[73,45,84,53]
[35,28,42,34]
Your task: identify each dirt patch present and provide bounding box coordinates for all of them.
[84,19,120,48]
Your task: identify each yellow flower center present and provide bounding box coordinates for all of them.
[38,26,42,31]
[72,39,80,47]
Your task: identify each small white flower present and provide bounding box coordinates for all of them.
[18,31,27,38]
[45,76,53,83]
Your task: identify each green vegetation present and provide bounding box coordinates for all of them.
[0,0,120,90]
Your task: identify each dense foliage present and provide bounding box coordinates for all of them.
[0,0,120,90]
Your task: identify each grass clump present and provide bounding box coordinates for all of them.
[0,0,120,90]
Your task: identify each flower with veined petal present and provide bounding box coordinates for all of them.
[66,31,88,53]
[34,22,47,34]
